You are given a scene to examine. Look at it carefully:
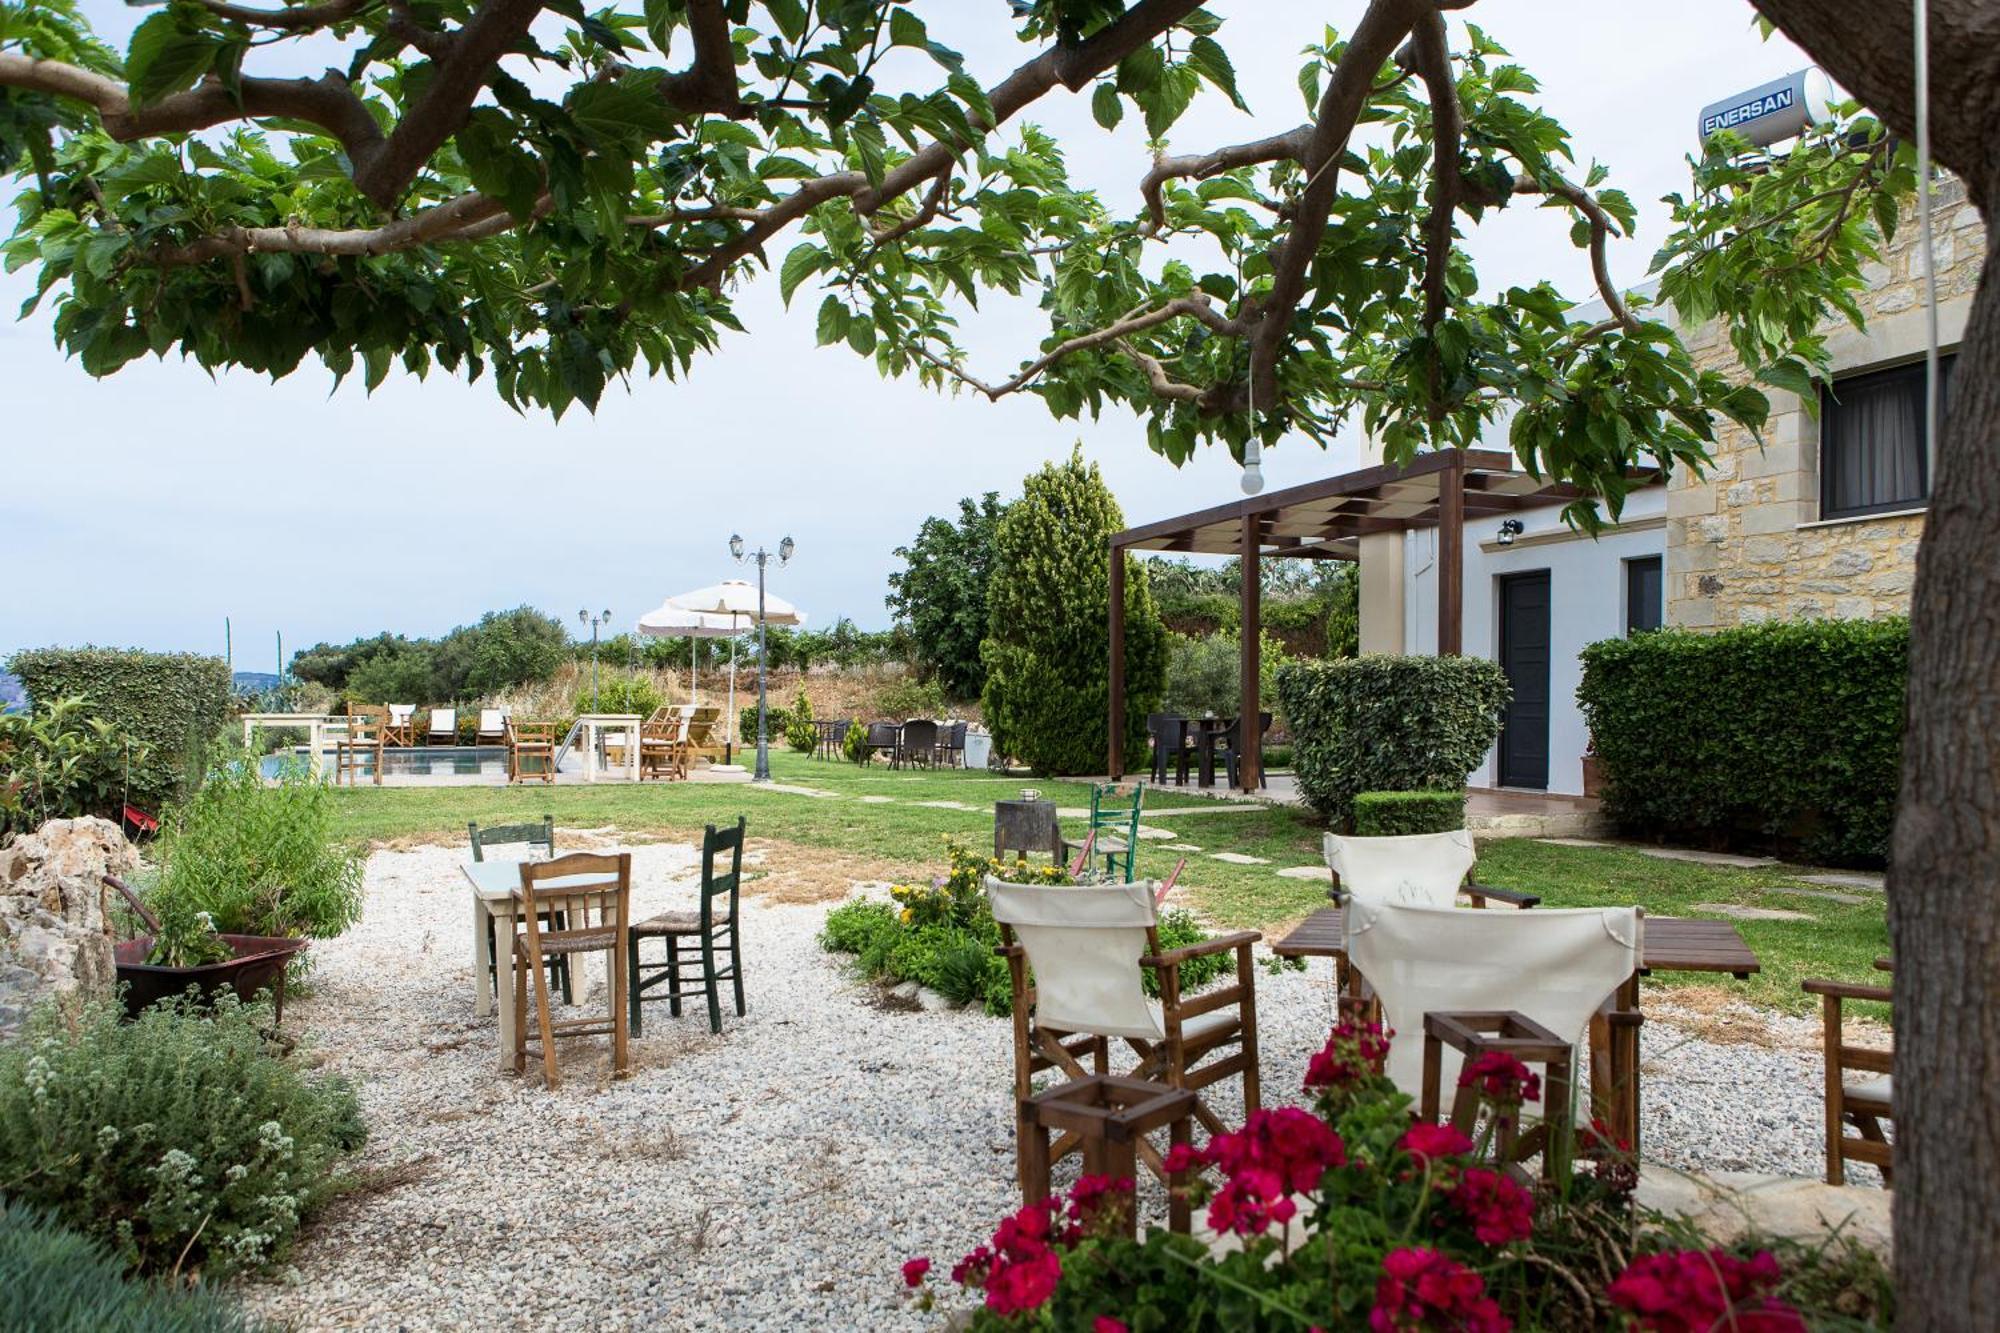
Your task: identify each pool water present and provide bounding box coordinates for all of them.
[260,746,510,779]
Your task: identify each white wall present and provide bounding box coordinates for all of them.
[1397,487,1668,796]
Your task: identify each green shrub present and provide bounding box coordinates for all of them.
[1578,619,1906,865]
[575,670,663,720]
[784,687,817,753]
[0,1199,268,1332]
[8,649,232,813]
[740,702,791,748]
[874,676,949,720]
[1277,655,1510,827]
[982,448,1166,775]
[1261,744,1294,771]
[340,645,437,706]
[1352,789,1467,836]
[0,995,364,1278]
[820,900,901,955]
[1159,629,1290,722]
[151,755,364,944]
[887,492,1008,700]
[843,715,871,764]
[0,696,142,840]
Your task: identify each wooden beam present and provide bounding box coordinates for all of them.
[1239,513,1262,793]
[1108,539,1126,779]
[1438,450,1465,656]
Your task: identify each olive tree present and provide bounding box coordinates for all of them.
[2,0,1991,1311]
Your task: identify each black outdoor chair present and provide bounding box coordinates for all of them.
[1147,713,1192,785]
[864,721,901,765]
[468,816,570,1004]
[941,720,968,768]
[828,718,852,761]
[1215,712,1275,789]
[628,817,746,1035]
[898,719,940,769]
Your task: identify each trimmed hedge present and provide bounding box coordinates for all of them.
[8,649,232,812]
[1276,655,1510,827]
[1353,789,1467,836]
[1578,618,1906,865]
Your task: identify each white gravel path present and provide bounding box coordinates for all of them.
[238,843,1854,1330]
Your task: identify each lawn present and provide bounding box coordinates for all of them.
[326,752,1888,1016]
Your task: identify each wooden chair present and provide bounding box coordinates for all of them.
[384,704,417,748]
[638,718,688,781]
[896,719,940,769]
[1803,968,1894,1186]
[477,708,509,746]
[470,817,568,1004]
[628,817,746,1035]
[684,706,725,765]
[507,720,558,784]
[335,706,385,786]
[1085,782,1145,882]
[426,707,457,746]
[988,878,1261,1186]
[513,852,632,1089]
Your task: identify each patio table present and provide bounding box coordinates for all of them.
[1190,717,1231,787]
[464,858,622,1072]
[1271,907,1761,1155]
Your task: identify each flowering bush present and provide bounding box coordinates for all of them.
[906,1024,1874,1330]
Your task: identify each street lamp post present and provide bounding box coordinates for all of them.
[730,533,794,782]
[578,608,612,711]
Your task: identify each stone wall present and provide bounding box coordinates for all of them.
[0,817,135,1039]
[1667,176,1986,628]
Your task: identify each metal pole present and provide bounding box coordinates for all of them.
[591,621,601,711]
[754,553,771,782]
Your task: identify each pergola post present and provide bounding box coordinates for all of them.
[1108,538,1126,780]
[1239,513,1262,793]
[1438,449,1465,656]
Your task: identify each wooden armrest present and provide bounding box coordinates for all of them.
[1141,930,1262,969]
[995,942,1023,959]
[1873,956,1894,973]
[1465,882,1540,908]
[1803,978,1893,1004]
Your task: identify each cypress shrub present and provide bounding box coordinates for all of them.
[1577,618,1906,865]
[0,1199,268,1331]
[1277,655,1510,827]
[980,449,1166,775]
[8,649,232,812]
[1353,789,1467,835]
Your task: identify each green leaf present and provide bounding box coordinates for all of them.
[1758,358,1817,401]
[1185,36,1246,112]
[1091,83,1122,131]
[815,295,850,346]
[889,8,927,49]
[778,243,823,305]
[125,13,219,107]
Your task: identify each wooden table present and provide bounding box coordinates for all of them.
[1272,908,1761,1154]
[464,859,622,1072]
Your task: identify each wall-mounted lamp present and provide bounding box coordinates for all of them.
[1496,519,1526,547]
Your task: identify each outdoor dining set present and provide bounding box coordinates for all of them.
[460,815,751,1087]
[1146,711,1275,789]
[810,718,971,767]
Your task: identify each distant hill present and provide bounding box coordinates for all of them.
[233,671,283,694]
[0,671,22,712]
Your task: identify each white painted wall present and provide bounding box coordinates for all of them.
[1395,486,1668,796]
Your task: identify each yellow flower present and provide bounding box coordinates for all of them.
[900,908,914,924]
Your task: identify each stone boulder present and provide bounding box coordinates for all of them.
[0,817,137,1038]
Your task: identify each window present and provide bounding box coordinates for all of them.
[1625,556,1663,635]
[1820,354,1954,520]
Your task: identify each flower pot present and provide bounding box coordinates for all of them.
[113,934,309,1022]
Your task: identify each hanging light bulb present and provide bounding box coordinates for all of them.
[1240,435,1265,495]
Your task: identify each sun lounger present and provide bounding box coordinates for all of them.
[477,708,508,746]
[427,707,457,745]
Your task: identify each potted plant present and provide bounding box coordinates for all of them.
[104,875,308,1022]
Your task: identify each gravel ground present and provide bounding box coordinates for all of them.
[239,843,1856,1330]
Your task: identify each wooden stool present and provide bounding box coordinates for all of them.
[1020,1075,1198,1236]
[1421,1011,1575,1181]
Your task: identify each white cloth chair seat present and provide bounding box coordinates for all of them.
[1324,829,1476,907]
[1845,1074,1892,1108]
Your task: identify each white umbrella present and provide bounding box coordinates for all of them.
[635,602,741,706]
[655,581,808,748]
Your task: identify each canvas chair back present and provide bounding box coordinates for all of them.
[1344,898,1643,1099]
[479,708,507,735]
[987,879,1163,1042]
[1323,829,1476,907]
[429,708,456,738]
[389,704,416,726]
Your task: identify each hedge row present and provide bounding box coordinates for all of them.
[8,648,232,812]
[1352,790,1467,836]
[1276,655,1510,827]
[1578,618,1906,866]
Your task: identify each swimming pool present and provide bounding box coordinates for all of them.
[260,746,510,780]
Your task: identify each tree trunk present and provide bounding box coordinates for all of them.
[1749,3,2000,1321]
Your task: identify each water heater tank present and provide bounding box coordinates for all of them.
[1696,68,1836,147]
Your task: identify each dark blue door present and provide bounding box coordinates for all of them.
[1498,572,1551,790]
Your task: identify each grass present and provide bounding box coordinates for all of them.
[324,751,1888,1017]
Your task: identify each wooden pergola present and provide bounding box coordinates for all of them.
[1107,448,1637,792]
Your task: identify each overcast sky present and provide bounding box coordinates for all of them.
[0,1,1806,666]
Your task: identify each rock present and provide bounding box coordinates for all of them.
[1637,1165,1892,1254]
[1766,886,1871,906]
[1209,852,1269,865]
[1162,843,1204,852]
[0,817,136,1039]
[1693,903,1816,922]
[1640,847,1776,869]
[889,981,920,1002]
[1276,867,1326,881]
[914,987,956,1013]
[1800,871,1886,892]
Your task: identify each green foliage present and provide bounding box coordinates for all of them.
[1147,558,1358,660]
[982,449,1165,775]
[575,669,662,719]
[0,1198,268,1333]
[0,994,364,1279]
[843,716,871,764]
[151,754,364,943]
[784,687,817,754]
[291,608,570,704]
[1277,656,1510,827]
[874,676,949,721]
[886,492,1008,699]
[759,619,907,672]
[1578,619,1906,865]
[1160,629,1291,722]
[339,643,438,707]
[741,702,790,748]
[0,694,138,839]
[143,892,230,968]
[1352,789,1467,836]
[8,649,231,813]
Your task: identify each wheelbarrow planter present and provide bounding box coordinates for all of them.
[102,875,307,1022]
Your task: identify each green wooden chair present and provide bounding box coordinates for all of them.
[627,817,747,1035]
[469,817,570,1004]
[1086,782,1145,882]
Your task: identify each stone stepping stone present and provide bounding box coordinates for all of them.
[1799,871,1886,891]
[914,800,979,811]
[1537,836,1619,849]
[1135,825,1177,841]
[1162,843,1204,852]
[1276,866,1326,881]
[1643,848,1776,869]
[1768,886,1871,906]
[752,783,842,799]
[1210,852,1269,865]
[1694,902,1815,922]
[858,795,897,805]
